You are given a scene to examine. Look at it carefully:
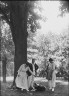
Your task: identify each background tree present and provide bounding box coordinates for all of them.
[0,20,14,77]
[0,1,28,85]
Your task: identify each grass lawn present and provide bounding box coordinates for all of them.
[0,77,69,96]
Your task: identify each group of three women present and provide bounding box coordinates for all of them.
[15,58,57,92]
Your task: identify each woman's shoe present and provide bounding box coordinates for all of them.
[52,88,54,92]
[31,88,36,91]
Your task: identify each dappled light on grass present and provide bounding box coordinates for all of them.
[1,78,69,96]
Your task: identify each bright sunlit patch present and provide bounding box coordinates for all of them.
[40,1,61,19]
[35,1,69,35]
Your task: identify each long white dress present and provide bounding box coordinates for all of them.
[15,64,28,91]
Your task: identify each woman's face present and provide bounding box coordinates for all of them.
[49,60,53,64]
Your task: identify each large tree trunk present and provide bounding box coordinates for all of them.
[9,1,28,86]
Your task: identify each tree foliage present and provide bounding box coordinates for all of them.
[0,1,69,77]
[1,20,15,57]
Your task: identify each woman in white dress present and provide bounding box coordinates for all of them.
[15,63,33,91]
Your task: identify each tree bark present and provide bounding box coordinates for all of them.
[2,55,7,83]
[9,1,28,86]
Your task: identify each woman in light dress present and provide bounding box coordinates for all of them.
[46,58,57,92]
[15,63,33,91]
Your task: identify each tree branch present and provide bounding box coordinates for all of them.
[0,7,10,25]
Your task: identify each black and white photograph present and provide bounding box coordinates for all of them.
[0,0,69,96]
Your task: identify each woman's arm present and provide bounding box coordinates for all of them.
[52,63,56,71]
[28,68,34,75]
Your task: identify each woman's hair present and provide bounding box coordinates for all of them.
[49,58,53,63]
[26,62,29,66]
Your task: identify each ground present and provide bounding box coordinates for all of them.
[0,77,69,96]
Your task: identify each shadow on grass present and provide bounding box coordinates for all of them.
[0,79,69,96]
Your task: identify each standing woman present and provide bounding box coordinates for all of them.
[31,58,38,90]
[26,62,33,90]
[46,58,57,92]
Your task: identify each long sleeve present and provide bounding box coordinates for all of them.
[35,63,39,71]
